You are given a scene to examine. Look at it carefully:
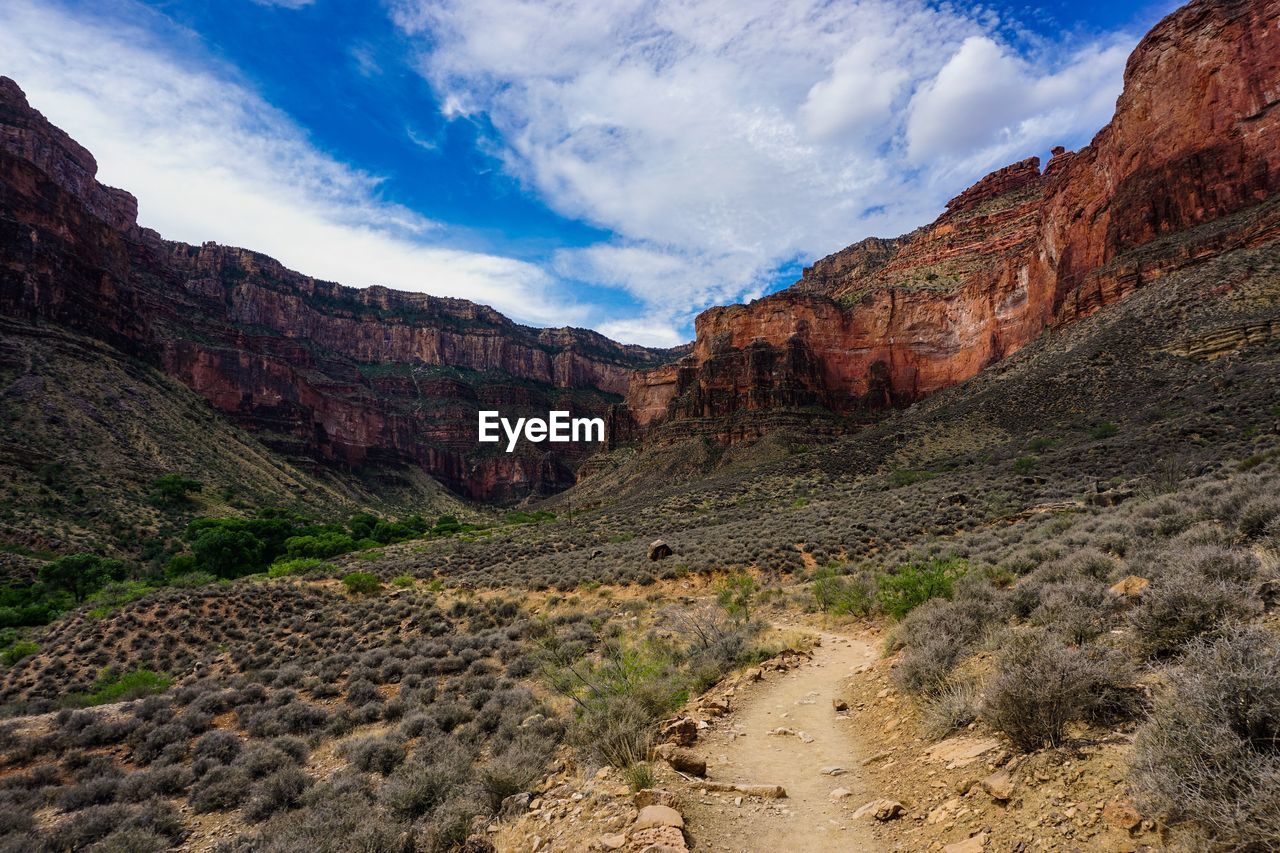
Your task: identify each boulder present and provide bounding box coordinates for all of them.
[660,717,698,747]
[925,736,1000,767]
[499,791,531,820]
[654,744,706,777]
[648,540,673,561]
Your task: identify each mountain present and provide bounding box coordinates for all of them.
[611,0,1280,446]
[0,77,682,504]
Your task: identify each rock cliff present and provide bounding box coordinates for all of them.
[616,0,1280,443]
[0,77,680,502]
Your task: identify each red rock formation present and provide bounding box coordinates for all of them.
[0,77,680,502]
[619,0,1280,442]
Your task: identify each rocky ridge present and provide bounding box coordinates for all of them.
[612,0,1280,445]
[0,76,681,502]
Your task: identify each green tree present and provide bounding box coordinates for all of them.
[193,528,265,579]
[150,473,203,507]
[38,554,124,603]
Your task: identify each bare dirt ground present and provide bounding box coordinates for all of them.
[682,630,884,852]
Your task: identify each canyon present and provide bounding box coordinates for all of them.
[0,76,680,502]
[613,0,1280,444]
[2,0,1278,502]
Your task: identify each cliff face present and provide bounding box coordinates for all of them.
[0,77,679,502]
[619,0,1280,441]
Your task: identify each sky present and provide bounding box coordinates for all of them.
[0,0,1176,346]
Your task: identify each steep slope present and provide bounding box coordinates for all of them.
[0,316,468,567]
[0,77,682,503]
[614,0,1280,444]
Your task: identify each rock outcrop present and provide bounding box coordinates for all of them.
[0,77,681,502]
[614,0,1280,444]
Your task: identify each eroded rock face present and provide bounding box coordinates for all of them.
[0,77,681,502]
[616,0,1280,444]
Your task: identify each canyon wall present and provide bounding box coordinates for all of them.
[0,77,680,501]
[617,0,1280,442]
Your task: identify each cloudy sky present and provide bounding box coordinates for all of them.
[0,0,1174,346]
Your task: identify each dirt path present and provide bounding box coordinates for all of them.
[682,631,884,852]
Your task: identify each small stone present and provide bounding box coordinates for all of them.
[980,769,1015,802]
[598,833,627,850]
[1102,798,1142,832]
[833,698,849,712]
[830,788,852,800]
[943,831,988,853]
[852,799,905,821]
[633,789,680,810]
[821,766,847,776]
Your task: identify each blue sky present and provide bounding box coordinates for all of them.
[0,0,1175,345]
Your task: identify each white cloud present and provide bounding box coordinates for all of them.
[0,0,588,329]
[250,0,316,9]
[391,0,1136,340]
[0,0,1141,347]
[906,36,1130,177]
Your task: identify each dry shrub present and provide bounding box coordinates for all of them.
[1132,626,1280,849]
[981,632,1135,752]
[920,678,980,740]
[1129,571,1260,658]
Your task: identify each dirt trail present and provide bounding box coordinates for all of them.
[683,631,884,852]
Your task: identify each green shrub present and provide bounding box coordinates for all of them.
[391,575,415,588]
[69,669,172,707]
[2,639,38,666]
[342,572,381,595]
[165,554,198,576]
[284,533,356,560]
[715,571,756,622]
[811,568,873,616]
[1013,456,1038,474]
[889,468,936,487]
[622,762,656,792]
[877,558,966,619]
[268,557,327,578]
[1090,421,1119,439]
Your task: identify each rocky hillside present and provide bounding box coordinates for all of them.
[0,77,681,503]
[614,0,1280,445]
